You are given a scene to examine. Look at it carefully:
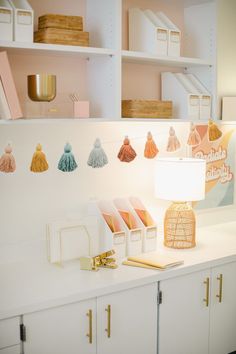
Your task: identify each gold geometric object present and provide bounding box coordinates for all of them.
[164,202,196,249]
[27,74,56,102]
[80,249,118,271]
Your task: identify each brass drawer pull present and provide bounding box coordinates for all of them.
[105,304,111,338]
[216,274,223,303]
[203,277,210,307]
[86,309,93,344]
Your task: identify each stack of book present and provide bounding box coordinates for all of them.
[0,51,22,120]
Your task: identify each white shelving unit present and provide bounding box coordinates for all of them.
[0,0,235,121]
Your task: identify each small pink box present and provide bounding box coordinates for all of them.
[74,101,90,118]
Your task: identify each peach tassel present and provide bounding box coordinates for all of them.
[144,131,159,158]
[118,136,137,162]
[30,144,49,173]
[0,144,16,173]
[208,119,222,141]
[187,123,201,146]
[166,126,181,152]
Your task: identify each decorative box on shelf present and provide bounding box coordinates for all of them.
[122,99,172,119]
[38,14,83,31]
[34,12,89,47]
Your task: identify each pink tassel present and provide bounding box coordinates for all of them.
[144,131,159,159]
[0,144,16,173]
[187,123,201,146]
[118,136,137,163]
[166,126,181,152]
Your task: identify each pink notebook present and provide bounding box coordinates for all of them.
[0,51,22,119]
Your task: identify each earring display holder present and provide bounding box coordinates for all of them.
[113,198,143,257]
[46,219,92,265]
[129,197,157,253]
[88,200,127,259]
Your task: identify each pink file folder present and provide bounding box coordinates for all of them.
[0,51,22,119]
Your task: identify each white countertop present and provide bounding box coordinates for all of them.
[1,221,236,320]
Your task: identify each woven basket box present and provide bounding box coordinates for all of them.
[38,14,83,31]
[122,100,172,118]
[34,28,89,46]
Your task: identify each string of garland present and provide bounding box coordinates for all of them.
[0,120,224,173]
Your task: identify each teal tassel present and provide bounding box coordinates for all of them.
[58,143,78,172]
[87,138,108,168]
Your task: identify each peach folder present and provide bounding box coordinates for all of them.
[0,51,22,119]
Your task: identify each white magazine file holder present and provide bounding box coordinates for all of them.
[129,197,157,253]
[113,198,143,256]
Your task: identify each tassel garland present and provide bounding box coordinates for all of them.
[87,138,108,168]
[0,144,16,173]
[187,123,201,146]
[208,119,222,141]
[166,126,181,152]
[118,136,137,162]
[30,144,49,173]
[58,143,78,172]
[144,131,159,159]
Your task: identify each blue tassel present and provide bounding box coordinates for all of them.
[87,138,108,168]
[58,143,78,172]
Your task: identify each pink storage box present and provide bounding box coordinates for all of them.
[74,101,89,118]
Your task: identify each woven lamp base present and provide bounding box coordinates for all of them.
[164,202,196,249]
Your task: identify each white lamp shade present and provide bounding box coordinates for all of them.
[155,158,206,202]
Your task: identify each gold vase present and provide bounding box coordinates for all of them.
[27,74,56,102]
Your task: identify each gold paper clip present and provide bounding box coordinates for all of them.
[80,250,118,271]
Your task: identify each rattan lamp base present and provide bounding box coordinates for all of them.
[164,202,196,249]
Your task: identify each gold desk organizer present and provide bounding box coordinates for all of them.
[80,250,118,271]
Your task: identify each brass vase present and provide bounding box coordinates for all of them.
[27,74,56,102]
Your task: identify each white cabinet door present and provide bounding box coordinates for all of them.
[24,299,96,354]
[210,261,236,354]
[97,283,157,354]
[159,270,211,354]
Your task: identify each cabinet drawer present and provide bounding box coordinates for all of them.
[0,317,20,349]
[0,345,21,354]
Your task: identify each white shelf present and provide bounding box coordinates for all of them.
[122,50,212,68]
[0,41,115,58]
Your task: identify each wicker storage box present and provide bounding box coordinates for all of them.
[34,28,89,46]
[38,14,83,31]
[122,100,172,118]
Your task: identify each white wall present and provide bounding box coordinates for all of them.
[0,121,190,263]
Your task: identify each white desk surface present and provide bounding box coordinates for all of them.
[1,221,236,320]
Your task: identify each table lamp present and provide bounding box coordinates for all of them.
[155,157,206,249]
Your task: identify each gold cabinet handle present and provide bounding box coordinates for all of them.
[86,309,93,344]
[216,274,223,303]
[203,277,210,307]
[105,305,111,338]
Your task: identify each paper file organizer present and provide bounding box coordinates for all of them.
[186,73,211,120]
[129,197,157,253]
[162,72,200,120]
[113,198,143,256]
[46,217,98,264]
[0,0,13,41]
[156,11,181,57]
[129,8,168,56]
[8,0,33,42]
[89,200,127,259]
